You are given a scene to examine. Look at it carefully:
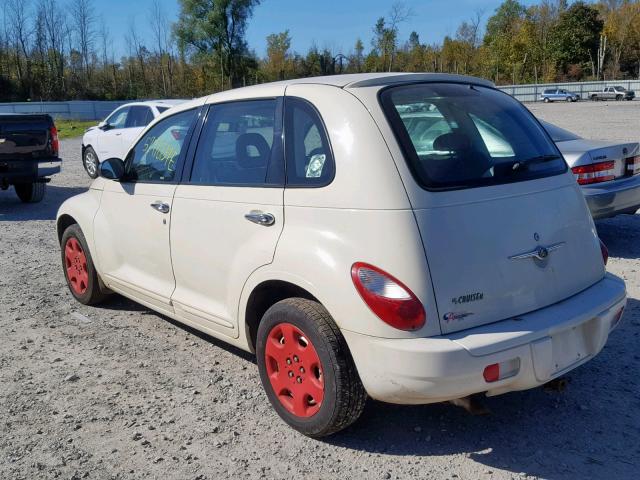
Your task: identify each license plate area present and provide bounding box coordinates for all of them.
[550,324,590,375]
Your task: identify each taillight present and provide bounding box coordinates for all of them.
[599,239,609,266]
[571,161,615,185]
[625,155,640,176]
[50,125,59,156]
[351,262,425,331]
[483,358,520,383]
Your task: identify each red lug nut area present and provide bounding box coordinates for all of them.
[64,237,89,295]
[264,323,325,418]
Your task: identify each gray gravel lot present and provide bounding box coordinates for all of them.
[1,101,640,480]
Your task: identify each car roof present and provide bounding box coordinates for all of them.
[119,100,187,109]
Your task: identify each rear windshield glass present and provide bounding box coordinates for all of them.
[380,83,567,190]
[540,120,580,143]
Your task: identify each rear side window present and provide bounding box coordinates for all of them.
[190,99,282,186]
[156,106,170,114]
[126,106,154,128]
[381,83,566,190]
[284,97,334,187]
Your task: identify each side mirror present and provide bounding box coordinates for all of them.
[99,158,126,180]
[98,121,112,131]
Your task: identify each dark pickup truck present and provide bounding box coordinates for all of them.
[0,113,61,203]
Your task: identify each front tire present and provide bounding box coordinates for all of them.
[83,146,99,179]
[15,182,46,203]
[256,298,366,437]
[543,98,550,103]
[61,224,108,305]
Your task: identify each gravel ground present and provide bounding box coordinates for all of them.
[1,102,640,480]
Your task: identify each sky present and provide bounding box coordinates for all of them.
[99,0,541,58]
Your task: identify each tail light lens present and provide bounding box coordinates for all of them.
[625,155,640,176]
[571,160,615,185]
[351,262,425,331]
[599,239,609,266]
[483,358,520,383]
[49,125,59,156]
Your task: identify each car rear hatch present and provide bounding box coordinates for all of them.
[379,82,605,334]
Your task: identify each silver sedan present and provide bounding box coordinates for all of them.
[541,120,640,219]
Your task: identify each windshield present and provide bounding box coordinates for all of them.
[380,83,566,190]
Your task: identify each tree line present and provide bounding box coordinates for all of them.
[1,0,640,102]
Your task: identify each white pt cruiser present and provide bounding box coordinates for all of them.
[57,73,627,437]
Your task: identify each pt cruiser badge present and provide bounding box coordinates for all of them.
[509,242,566,261]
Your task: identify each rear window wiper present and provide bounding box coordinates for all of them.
[510,154,563,171]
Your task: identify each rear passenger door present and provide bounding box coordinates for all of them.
[170,98,285,337]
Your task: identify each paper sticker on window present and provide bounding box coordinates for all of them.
[306,154,326,178]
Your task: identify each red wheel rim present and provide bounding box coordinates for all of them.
[64,237,89,295]
[264,323,325,418]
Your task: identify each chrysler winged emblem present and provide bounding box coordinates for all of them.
[509,242,566,261]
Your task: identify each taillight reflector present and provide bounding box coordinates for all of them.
[571,161,615,185]
[626,155,640,176]
[351,262,426,331]
[483,358,520,383]
[50,125,59,156]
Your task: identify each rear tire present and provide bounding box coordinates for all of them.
[543,98,550,103]
[83,146,99,179]
[15,182,46,203]
[616,95,623,101]
[256,298,367,437]
[61,224,108,305]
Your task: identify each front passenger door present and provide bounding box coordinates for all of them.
[94,108,198,313]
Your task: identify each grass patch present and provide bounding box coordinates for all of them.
[54,119,97,140]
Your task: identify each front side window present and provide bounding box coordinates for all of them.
[381,83,566,190]
[284,97,334,187]
[190,99,281,186]
[126,106,154,128]
[105,107,129,129]
[126,109,196,183]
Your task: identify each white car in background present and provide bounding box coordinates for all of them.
[81,100,184,178]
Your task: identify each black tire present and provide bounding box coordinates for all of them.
[256,298,367,437]
[565,96,572,102]
[543,98,550,103]
[616,95,623,101]
[60,224,109,305]
[14,182,46,203]
[83,146,99,179]
[591,95,597,101]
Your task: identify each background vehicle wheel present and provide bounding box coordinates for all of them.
[256,298,366,437]
[616,95,623,101]
[61,224,109,305]
[83,146,99,179]
[543,98,550,103]
[14,182,46,203]
[565,97,572,102]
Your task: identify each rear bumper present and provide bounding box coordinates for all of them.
[0,157,61,182]
[343,273,626,404]
[582,174,640,219]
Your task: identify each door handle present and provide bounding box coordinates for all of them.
[244,210,275,226]
[150,201,170,214]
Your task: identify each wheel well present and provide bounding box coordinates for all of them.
[245,280,318,352]
[57,214,77,243]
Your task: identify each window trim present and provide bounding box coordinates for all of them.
[378,82,567,192]
[184,97,285,188]
[283,96,336,189]
[121,107,201,185]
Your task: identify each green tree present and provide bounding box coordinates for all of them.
[264,30,292,81]
[174,0,260,88]
[550,1,603,78]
